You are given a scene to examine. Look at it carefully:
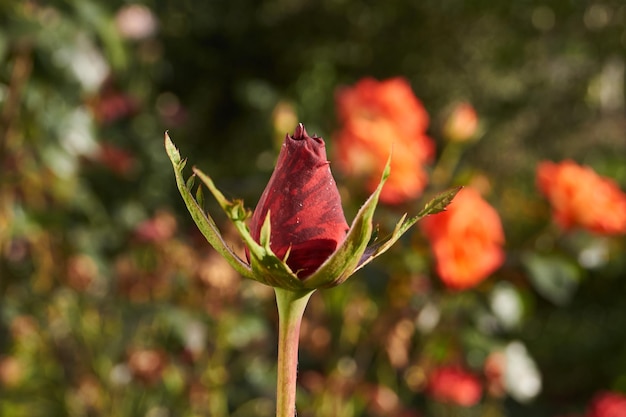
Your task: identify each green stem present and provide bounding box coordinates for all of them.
[430,142,463,189]
[274,287,314,417]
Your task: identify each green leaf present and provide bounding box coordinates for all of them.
[164,133,255,280]
[417,186,463,217]
[522,252,581,305]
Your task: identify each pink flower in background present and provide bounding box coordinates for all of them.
[427,366,483,406]
[536,160,626,235]
[134,211,178,243]
[333,77,435,204]
[420,187,505,290]
[115,4,158,40]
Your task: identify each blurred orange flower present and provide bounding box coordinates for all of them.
[0,356,24,388]
[128,349,167,385]
[536,160,626,235]
[420,187,505,290]
[586,391,626,417]
[427,366,483,407]
[333,77,435,204]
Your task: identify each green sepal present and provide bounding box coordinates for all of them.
[165,133,256,281]
[417,186,462,217]
[195,181,205,209]
[191,166,305,291]
[186,174,195,190]
[355,186,462,272]
[302,156,393,289]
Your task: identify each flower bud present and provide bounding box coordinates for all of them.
[166,128,459,290]
[443,102,479,142]
[249,124,349,278]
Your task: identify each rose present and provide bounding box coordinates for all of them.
[334,77,435,205]
[427,366,483,407]
[536,160,626,235]
[248,124,349,278]
[420,187,505,290]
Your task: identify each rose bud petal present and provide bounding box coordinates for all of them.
[248,124,349,278]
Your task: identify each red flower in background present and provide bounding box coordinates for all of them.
[333,77,435,204]
[586,391,626,417]
[88,79,139,125]
[536,160,626,235]
[427,366,483,407]
[96,143,136,176]
[420,187,505,290]
[248,124,349,278]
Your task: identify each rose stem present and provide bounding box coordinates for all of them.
[430,142,463,189]
[274,287,314,417]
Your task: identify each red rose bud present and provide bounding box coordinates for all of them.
[249,124,349,278]
[166,129,459,290]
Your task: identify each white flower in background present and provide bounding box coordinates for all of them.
[54,33,109,93]
[43,107,97,178]
[109,363,132,387]
[183,321,207,356]
[60,108,99,157]
[578,237,609,269]
[415,302,441,334]
[504,341,542,403]
[490,282,523,329]
[115,4,158,40]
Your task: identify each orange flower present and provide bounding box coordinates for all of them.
[420,188,505,290]
[427,366,483,407]
[536,160,626,235]
[333,77,435,204]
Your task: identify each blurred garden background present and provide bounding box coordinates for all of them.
[2,0,626,416]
